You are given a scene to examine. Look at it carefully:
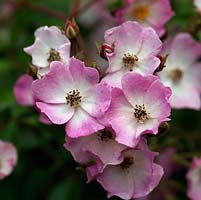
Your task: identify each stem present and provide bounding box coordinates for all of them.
[16,0,67,21]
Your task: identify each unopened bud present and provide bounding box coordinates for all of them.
[154,54,168,74]
[64,18,79,39]
[99,43,114,60]
[158,122,170,135]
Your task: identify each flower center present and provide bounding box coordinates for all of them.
[47,48,61,63]
[98,129,115,142]
[120,156,134,169]
[131,4,150,21]
[168,68,183,83]
[134,104,150,124]
[122,53,138,71]
[65,89,82,107]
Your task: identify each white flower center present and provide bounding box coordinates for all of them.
[65,89,82,107]
[168,68,183,83]
[134,104,150,124]
[47,48,61,63]
[120,156,134,169]
[122,53,138,71]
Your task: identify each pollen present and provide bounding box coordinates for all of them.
[65,89,82,107]
[132,4,150,21]
[168,68,183,82]
[122,53,138,71]
[120,156,134,169]
[47,48,61,63]
[134,104,150,124]
[97,129,115,142]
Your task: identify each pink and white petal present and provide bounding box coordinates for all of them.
[136,56,161,75]
[68,57,99,93]
[106,88,139,147]
[97,165,134,200]
[81,81,111,118]
[35,26,70,49]
[66,107,104,138]
[136,118,161,136]
[0,141,17,180]
[24,38,49,67]
[148,0,174,28]
[36,102,74,125]
[14,74,34,106]
[132,163,164,199]
[84,134,125,166]
[104,21,143,54]
[122,73,158,106]
[167,33,201,69]
[106,44,125,73]
[144,79,171,119]
[103,68,128,88]
[170,82,200,110]
[58,43,71,64]
[32,61,74,103]
[137,27,162,59]
[64,135,93,164]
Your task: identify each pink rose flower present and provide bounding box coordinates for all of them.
[105,72,171,147]
[14,74,52,124]
[186,157,201,200]
[160,33,201,110]
[65,128,127,181]
[0,140,17,180]
[103,21,162,88]
[14,74,34,106]
[117,0,174,36]
[32,58,112,138]
[96,138,164,199]
[24,26,71,77]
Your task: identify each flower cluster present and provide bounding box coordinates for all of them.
[14,21,173,199]
[14,8,201,199]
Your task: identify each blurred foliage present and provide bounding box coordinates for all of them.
[0,0,200,200]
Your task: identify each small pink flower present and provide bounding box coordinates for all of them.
[103,21,162,88]
[105,72,171,147]
[65,128,127,181]
[160,33,201,110]
[24,26,71,77]
[14,74,34,106]
[194,0,201,13]
[186,157,201,200]
[117,0,174,37]
[96,138,164,199]
[0,140,17,180]
[14,74,52,124]
[32,57,112,138]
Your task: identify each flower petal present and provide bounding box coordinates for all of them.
[14,74,34,106]
[32,61,74,104]
[36,102,74,124]
[81,81,111,117]
[35,26,70,49]
[69,57,99,93]
[24,38,49,67]
[66,107,104,138]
